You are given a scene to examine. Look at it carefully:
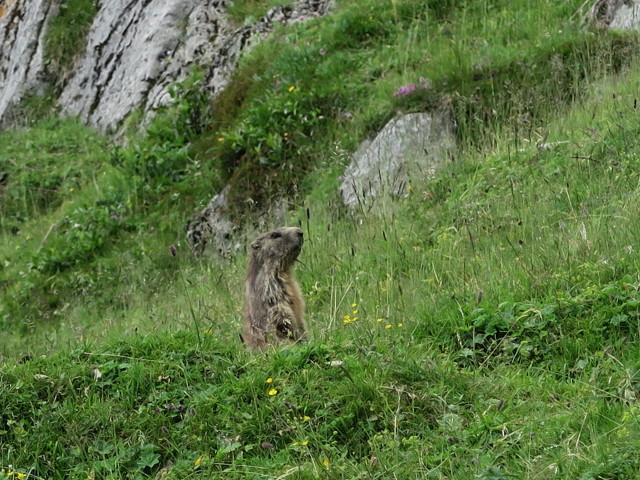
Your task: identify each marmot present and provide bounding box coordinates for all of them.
[241,226,306,350]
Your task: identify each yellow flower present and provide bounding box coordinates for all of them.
[303,415,311,422]
[352,309,358,315]
[385,324,393,329]
[69,187,75,192]
[322,459,330,468]
[217,137,225,142]
[292,441,299,446]
[343,314,358,324]
[288,85,296,92]
[194,455,203,467]
[351,302,357,308]
[397,323,404,327]
[17,474,26,480]
[301,440,309,446]
[266,377,273,383]
[268,388,278,396]
[376,318,384,323]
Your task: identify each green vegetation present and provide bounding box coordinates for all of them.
[5,0,97,125]
[225,0,292,26]
[44,0,97,87]
[210,0,638,214]
[2,0,640,478]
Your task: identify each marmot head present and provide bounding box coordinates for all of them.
[249,226,304,274]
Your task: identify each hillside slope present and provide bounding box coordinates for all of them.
[2,0,640,478]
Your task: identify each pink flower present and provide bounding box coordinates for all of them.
[393,79,431,97]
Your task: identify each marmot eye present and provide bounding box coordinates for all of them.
[270,232,281,239]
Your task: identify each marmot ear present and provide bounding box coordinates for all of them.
[251,241,260,250]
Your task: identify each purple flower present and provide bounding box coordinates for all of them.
[393,79,431,97]
[393,83,418,97]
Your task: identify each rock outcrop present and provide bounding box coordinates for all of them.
[0,0,333,133]
[186,186,239,257]
[590,0,640,29]
[339,112,456,210]
[0,0,58,127]
[58,0,333,134]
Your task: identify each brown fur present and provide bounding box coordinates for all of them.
[241,226,306,350]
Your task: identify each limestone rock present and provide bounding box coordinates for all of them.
[58,0,216,133]
[58,0,333,134]
[609,1,640,29]
[186,186,240,257]
[0,0,333,256]
[0,0,58,127]
[339,113,455,210]
[0,0,333,131]
[589,0,640,29]
[186,188,289,257]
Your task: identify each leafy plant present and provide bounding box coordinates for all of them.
[460,302,556,364]
[32,200,130,274]
[217,83,324,209]
[459,276,640,366]
[113,70,213,189]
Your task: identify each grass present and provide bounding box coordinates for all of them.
[1,325,639,478]
[43,0,97,87]
[3,0,640,478]
[225,0,293,26]
[206,0,638,214]
[0,117,111,230]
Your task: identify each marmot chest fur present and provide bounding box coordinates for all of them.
[242,226,306,350]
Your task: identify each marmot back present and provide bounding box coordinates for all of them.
[242,226,306,350]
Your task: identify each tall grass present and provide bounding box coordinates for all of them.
[4,66,640,478]
[3,0,640,478]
